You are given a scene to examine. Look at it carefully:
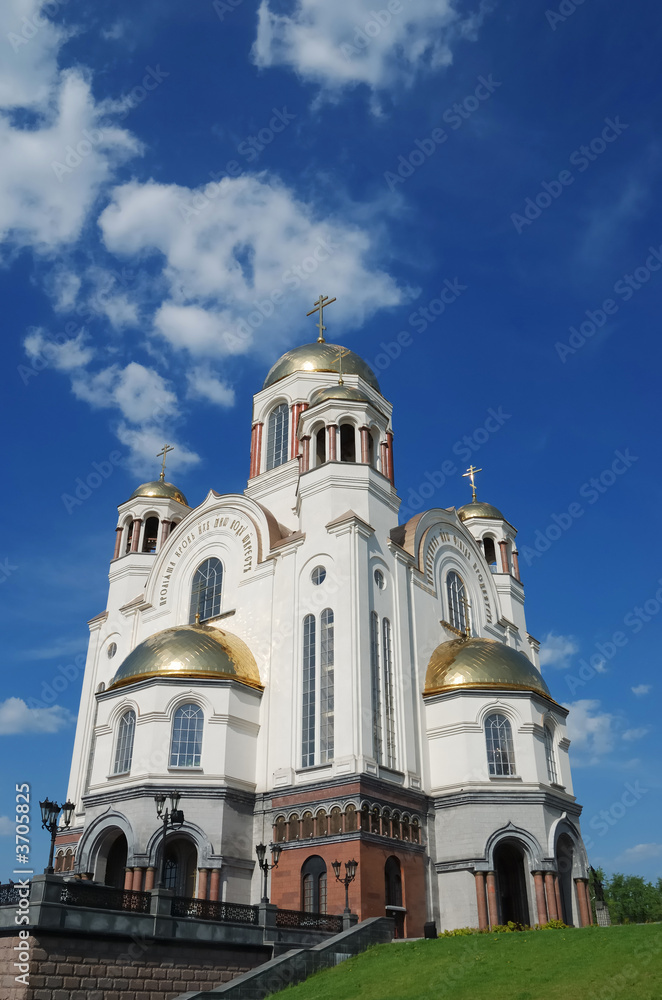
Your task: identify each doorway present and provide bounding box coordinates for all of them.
[494,841,530,925]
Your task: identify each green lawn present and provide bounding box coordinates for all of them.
[272,925,662,1000]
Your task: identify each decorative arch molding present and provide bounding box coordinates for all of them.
[484,822,544,869]
[75,809,136,872]
[107,697,140,728]
[476,699,524,729]
[145,819,213,867]
[163,688,213,719]
[549,814,588,875]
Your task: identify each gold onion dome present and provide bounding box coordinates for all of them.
[424,637,551,699]
[457,500,505,522]
[263,342,381,393]
[309,384,372,407]
[109,624,263,691]
[128,480,189,506]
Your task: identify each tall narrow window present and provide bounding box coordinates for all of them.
[382,618,396,769]
[266,402,289,470]
[301,856,327,913]
[320,608,334,763]
[485,713,516,776]
[316,427,326,466]
[142,516,159,553]
[544,725,558,783]
[113,710,136,774]
[447,571,469,634]
[339,423,356,462]
[370,611,383,764]
[170,703,203,768]
[483,537,497,572]
[301,614,316,767]
[189,557,223,623]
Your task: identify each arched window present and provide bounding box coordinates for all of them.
[316,427,326,466]
[266,402,289,470]
[288,813,300,841]
[302,811,314,838]
[371,807,381,835]
[301,856,327,914]
[113,709,136,774]
[170,703,203,768]
[401,816,410,842]
[391,812,401,840]
[64,849,74,872]
[320,608,334,763]
[316,809,327,837]
[54,850,64,873]
[142,516,159,553]
[274,816,286,843]
[381,809,391,838]
[361,804,370,832]
[329,807,342,835]
[189,557,223,623]
[483,536,497,572]
[301,614,316,767]
[124,518,134,554]
[370,611,382,763]
[411,819,420,844]
[544,725,558,783]
[485,713,516,777]
[382,618,396,768]
[339,423,356,462]
[345,804,357,832]
[367,430,375,467]
[447,571,469,634]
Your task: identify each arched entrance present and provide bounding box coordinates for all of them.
[385,856,405,938]
[494,841,530,926]
[160,837,197,898]
[556,834,576,925]
[301,856,327,913]
[104,833,128,888]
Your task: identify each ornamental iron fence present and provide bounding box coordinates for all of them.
[171,896,259,924]
[59,882,151,913]
[275,908,343,933]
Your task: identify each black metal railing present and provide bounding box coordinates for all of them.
[59,882,151,913]
[171,896,259,924]
[0,883,29,905]
[275,908,343,933]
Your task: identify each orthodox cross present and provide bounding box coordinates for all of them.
[462,464,482,502]
[336,345,350,385]
[306,293,336,343]
[157,443,174,482]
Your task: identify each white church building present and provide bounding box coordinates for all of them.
[56,307,592,935]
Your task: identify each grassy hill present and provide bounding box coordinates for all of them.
[272,924,662,1000]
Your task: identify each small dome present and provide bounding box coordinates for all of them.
[129,480,189,506]
[109,624,263,691]
[309,384,372,407]
[424,636,551,699]
[457,500,505,522]
[263,342,381,393]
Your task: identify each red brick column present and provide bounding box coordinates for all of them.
[159,519,171,548]
[386,431,395,483]
[327,424,337,461]
[130,518,142,553]
[485,871,499,928]
[124,868,133,890]
[512,549,521,582]
[113,526,123,560]
[533,872,548,924]
[197,868,209,900]
[290,403,299,459]
[544,872,559,921]
[499,540,509,573]
[575,878,590,926]
[209,868,221,901]
[580,879,593,924]
[301,435,310,473]
[360,426,369,464]
[132,867,145,891]
[475,872,488,930]
[144,867,156,892]
[255,422,264,476]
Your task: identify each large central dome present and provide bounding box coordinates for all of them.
[263,342,381,393]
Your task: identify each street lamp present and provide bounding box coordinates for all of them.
[255,842,282,903]
[39,798,75,874]
[154,791,185,889]
[331,858,358,914]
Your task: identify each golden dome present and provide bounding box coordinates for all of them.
[457,501,505,522]
[263,342,381,393]
[309,384,372,407]
[424,637,551,699]
[109,624,263,691]
[128,480,189,506]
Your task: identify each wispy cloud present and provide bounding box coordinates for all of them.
[0,816,14,836]
[539,632,578,670]
[622,727,650,742]
[615,843,662,864]
[632,684,652,697]
[0,697,73,735]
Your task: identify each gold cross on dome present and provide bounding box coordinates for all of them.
[157,443,174,481]
[306,293,337,343]
[462,464,482,502]
[336,345,350,385]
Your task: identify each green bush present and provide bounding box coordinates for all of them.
[439,919,567,937]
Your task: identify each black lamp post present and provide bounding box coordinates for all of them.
[255,842,282,903]
[154,791,184,889]
[39,798,75,874]
[331,858,358,914]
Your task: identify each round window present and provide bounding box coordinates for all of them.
[311,566,326,586]
[107,642,117,659]
[374,569,385,590]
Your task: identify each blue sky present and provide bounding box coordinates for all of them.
[1,0,661,883]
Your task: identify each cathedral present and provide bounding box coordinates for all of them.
[56,299,592,936]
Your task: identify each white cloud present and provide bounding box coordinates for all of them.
[186,366,235,407]
[0,697,73,734]
[564,699,615,766]
[632,684,651,697]
[72,361,178,425]
[98,175,405,359]
[252,0,484,96]
[0,0,65,109]
[15,636,86,661]
[24,327,94,371]
[539,632,578,670]
[616,843,662,864]
[0,816,14,835]
[115,424,200,478]
[622,727,650,742]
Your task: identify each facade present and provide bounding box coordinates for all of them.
[58,332,591,936]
